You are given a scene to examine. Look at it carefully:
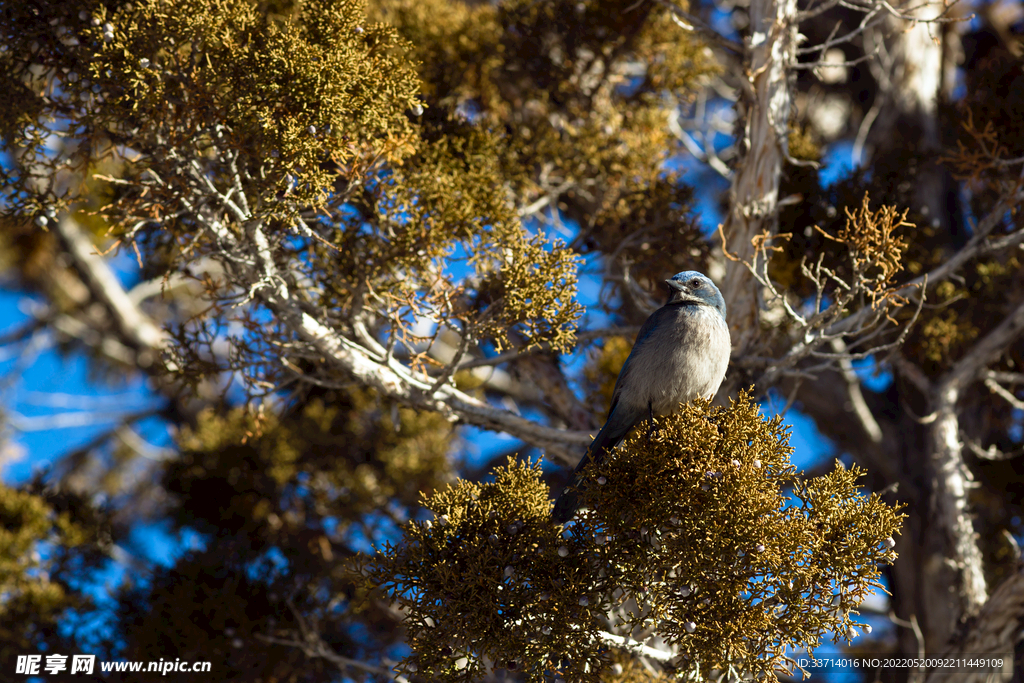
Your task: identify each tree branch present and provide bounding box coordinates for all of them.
[197,209,592,464]
[919,299,1024,621]
[925,568,1021,683]
[54,216,167,360]
[651,0,745,53]
[940,298,1024,395]
[720,0,800,357]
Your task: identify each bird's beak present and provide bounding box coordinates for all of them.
[665,279,686,291]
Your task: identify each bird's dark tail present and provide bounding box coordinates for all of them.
[551,444,605,524]
[551,486,579,524]
[551,404,633,524]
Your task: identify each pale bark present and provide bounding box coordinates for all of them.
[865,1,955,231]
[927,568,1024,683]
[923,387,986,644]
[720,0,800,357]
[54,217,167,359]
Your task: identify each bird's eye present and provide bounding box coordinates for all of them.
[690,278,702,288]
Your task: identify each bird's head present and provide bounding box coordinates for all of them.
[665,271,726,317]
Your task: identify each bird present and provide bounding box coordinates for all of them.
[551,271,731,523]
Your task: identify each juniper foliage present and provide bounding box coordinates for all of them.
[372,393,903,681]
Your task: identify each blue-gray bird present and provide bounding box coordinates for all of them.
[551,271,731,523]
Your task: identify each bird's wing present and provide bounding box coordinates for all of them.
[608,306,668,408]
[552,308,671,524]
[576,401,633,472]
[552,397,645,522]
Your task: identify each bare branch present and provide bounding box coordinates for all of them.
[437,325,641,372]
[797,0,841,22]
[732,200,926,391]
[830,338,883,443]
[54,216,166,353]
[255,598,400,680]
[983,376,1024,412]
[987,371,1024,385]
[254,633,398,679]
[597,630,675,662]
[926,569,1021,683]
[756,188,1024,389]
[428,323,472,396]
[961,435,1024,462]
[797,10,879,56]
[8,408,162,432]
[193,211,592,462]
[651,0,745,53]
[669,103,734,179]
[940,298,1024,395]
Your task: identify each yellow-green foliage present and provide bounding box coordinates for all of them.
[0,487,66,613]
[378,0,716,286]
[118,0,416,208]
[175,391,452,527]
[1,0,584,362]
[373,459,607,680]
[904,253,1021,374]
[788,123,821,163]
[372,0,503,107]
[0,486,91,649]
[372,392,904,681]
[0,0,420,212]
[355,118,583,351]
[606,658,676,683]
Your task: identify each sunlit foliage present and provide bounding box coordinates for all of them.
[373,393,903,681]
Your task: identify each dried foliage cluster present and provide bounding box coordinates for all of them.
[734,194,920,391]
[771,52,1024,386]
[372,394,903,681]
[775,165,1023,381]
[821,195,910,306]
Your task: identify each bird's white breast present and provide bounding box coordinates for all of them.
[629,305,731,416]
